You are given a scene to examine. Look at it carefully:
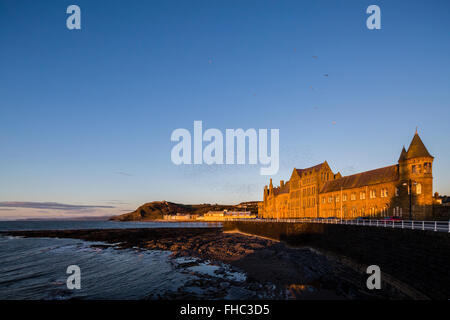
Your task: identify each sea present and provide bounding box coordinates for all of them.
[0,220,252,300]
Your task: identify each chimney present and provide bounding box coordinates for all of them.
[280,180,284,188]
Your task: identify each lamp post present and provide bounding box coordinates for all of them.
[403,179,417,220]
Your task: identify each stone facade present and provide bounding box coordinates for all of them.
[260,132,434,220]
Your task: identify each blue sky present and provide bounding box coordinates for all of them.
[1,0,449,219]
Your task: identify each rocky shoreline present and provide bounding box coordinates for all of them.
[3,227,409,299]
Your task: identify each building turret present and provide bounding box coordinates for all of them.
[399,130,434,219]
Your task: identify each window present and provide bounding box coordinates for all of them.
[351,193,356,201]
[370,190,376,199]
[322,197,326,204]
[343,194,347,201]
[335,195,340,203]
[416,183,422,195]
[380,188,388,198]
[424,162,432,173]
[360,192,366,200]
[412,165,417,174]
[393,206,399,216]
[328,196,333,203]
[395,187,399,196]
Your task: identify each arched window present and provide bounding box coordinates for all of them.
[416,183,422,195]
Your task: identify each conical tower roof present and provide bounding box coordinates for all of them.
[406,132,433,159]
[398,146,407,162]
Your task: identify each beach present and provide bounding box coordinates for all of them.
[3,226,409,299]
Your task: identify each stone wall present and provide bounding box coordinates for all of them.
[433,205,450,220]
[223,221,450,300]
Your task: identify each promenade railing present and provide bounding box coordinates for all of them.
[223,217,450,233]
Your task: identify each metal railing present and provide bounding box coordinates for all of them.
[224,217,450,233]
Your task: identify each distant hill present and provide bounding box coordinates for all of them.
[109,201,259,221]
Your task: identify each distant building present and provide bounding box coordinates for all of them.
[259,131,434,220]
[200,210,256,221]
[163,213,197,220]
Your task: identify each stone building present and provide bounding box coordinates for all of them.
[260,131,434,220]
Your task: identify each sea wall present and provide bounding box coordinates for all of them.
[223,221,450,300]
[433,205,450,220]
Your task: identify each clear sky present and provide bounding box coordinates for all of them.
[1,0,449,219]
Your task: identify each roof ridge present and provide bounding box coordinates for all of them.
[320,164,399,193]
[295,162,325,174]
[332,164,397,180]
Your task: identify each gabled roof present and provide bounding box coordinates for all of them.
[272,181,290,196]
[406,133,433,159]
[320,165,399,193]
[294,162,326,176]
